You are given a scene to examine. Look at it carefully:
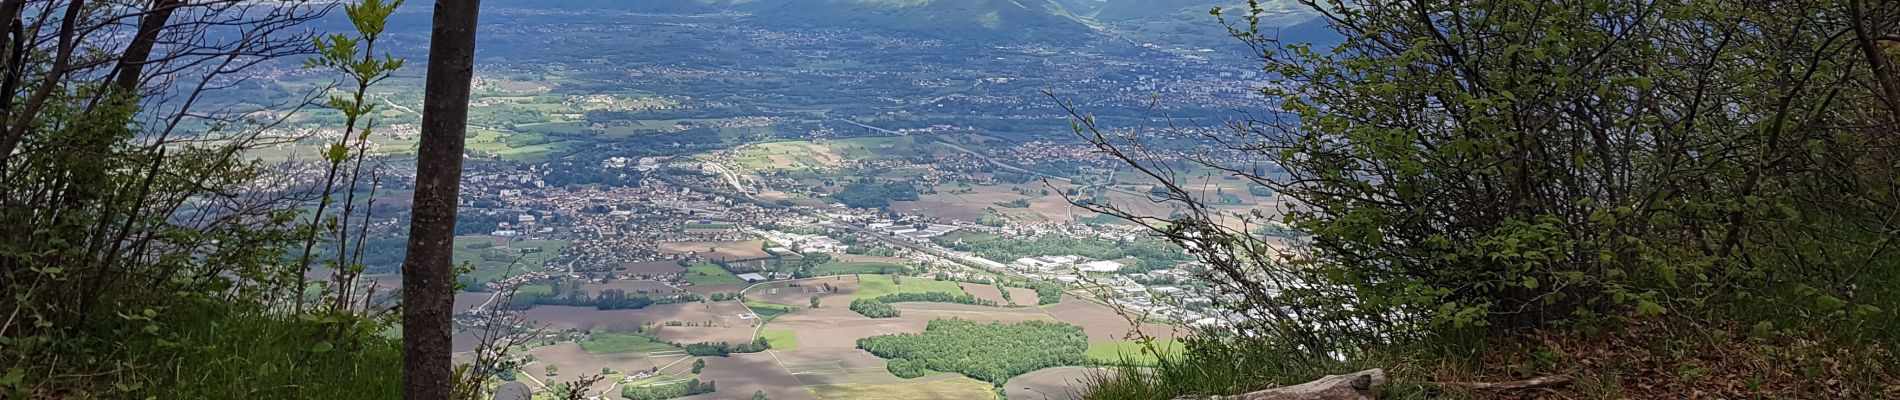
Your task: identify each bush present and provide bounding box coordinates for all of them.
[849,298,900,318]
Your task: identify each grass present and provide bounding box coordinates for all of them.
[811,261,909,276]
[1086,339,1186,366]
[852,274,969,300]
[743,299,797,322]
[683,263,746,286]
[121,302,403,399]
[807,376,999,400]
[580,332,679,355]
[761,329,800,350]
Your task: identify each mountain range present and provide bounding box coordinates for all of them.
[478,0,1327,45]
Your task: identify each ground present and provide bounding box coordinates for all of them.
[677,352,814,400]
[659,240,772,261]
[1004,367,1109,400]
[806,375,999,400]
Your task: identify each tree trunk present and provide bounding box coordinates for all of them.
[403,0,481,399]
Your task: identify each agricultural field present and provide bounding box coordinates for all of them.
[810,261,909,276]
[451,236,568,284]
[580,332,680,355]
[681,352,813,400]
[761,329,800,350]
[623,260,687,277]
[1003,367,1108,400]
[522,343,660,394]
[683,263,747,286]
[658,240,772,261]
[1085,339,1185,365]
[1044,298,1184,342]
[852,274,968,300]
[956,283,1037,307]
[518,301,761,344]
[806,375,998,400]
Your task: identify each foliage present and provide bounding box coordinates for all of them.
[683,337,772,356]
[878,292,999,307]
[1068,0,1900,397]
[832,179,920,208]
[0,0,408,396]
[621,378,716,400]
[1004,281,1065,305]
[850,298,901,318]
[857,319,1089,384]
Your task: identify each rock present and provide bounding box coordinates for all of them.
[491,381,532,400]
[1176,369,1385,400]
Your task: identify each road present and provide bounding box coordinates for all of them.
[695,158,755,200]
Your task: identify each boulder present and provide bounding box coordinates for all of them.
[491,381,532,400]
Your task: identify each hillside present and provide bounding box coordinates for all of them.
[744,0,1099,43]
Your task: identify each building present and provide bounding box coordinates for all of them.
[1078,260,1124,273]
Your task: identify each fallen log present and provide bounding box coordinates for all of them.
[1175,369,1385,400]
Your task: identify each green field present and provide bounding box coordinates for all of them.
[743,299,797,322]
[853,274,968,300]
[760,329,799,350]
[580,333,679,355]
[451,237,568,284]
[684,263,747,286]
[807,376,999,400]
[811,262,909,276]
[1085,339,1185,366]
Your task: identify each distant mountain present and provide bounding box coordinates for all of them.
[1094,0,1316,27]
[482,0,737,13]
[743,0,1100,43]
[1087,0,1333,52]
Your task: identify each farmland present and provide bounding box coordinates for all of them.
[852,274,968,300]
[683,263,747,286]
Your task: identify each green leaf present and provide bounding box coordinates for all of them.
[1815,295,1847,312]
[1749,321,1775,340]
[1635,300,1666,316]
[310,341,334,353]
